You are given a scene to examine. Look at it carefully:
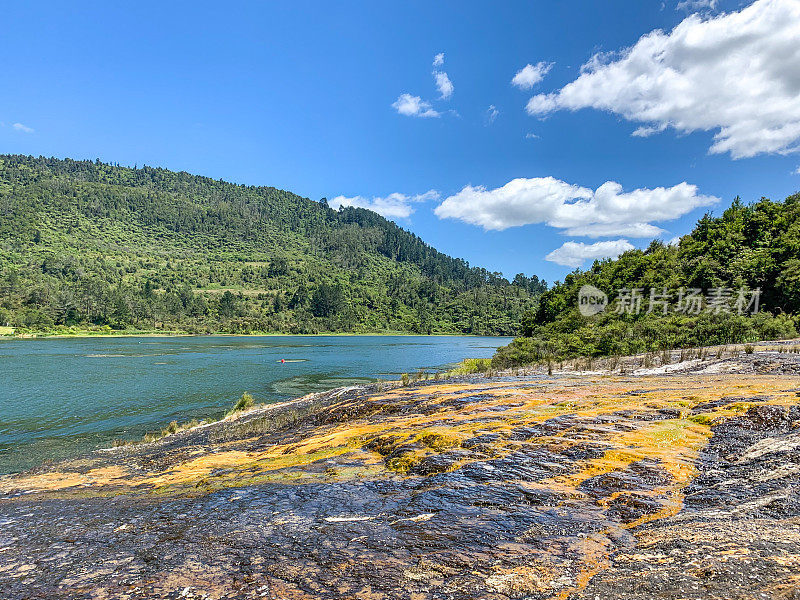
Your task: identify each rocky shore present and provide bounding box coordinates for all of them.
[2,350,800,599]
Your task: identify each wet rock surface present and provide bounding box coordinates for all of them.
[2,354,800,598]
[581,402,800,599]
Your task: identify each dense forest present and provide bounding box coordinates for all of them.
[494,194,800,367]
[0,155,545,335]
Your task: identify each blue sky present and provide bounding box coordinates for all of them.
[2,0,799,283]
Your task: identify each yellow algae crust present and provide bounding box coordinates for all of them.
[2,373,797,499]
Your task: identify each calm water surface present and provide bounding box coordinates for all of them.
[0,335,509,474]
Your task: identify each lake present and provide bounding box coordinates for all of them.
[0,335,509,474]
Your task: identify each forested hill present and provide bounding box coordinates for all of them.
[494,194,800,366]
[0,155,545,335]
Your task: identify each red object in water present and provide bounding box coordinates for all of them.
[280,359,285,363]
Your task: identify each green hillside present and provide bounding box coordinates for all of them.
[494,194,800,367]
[0,155,544,335]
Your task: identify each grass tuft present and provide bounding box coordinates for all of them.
[227,392,256,416]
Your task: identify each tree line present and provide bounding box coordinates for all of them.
[493,194,800,367]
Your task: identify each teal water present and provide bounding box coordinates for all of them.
[0,335,509,474]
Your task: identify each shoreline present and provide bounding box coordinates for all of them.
[0,337,509,476]
[1,339,790,477]
[1,340,786,477]
[1,330,511,341]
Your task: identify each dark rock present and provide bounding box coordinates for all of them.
[606,491,668,523]
[579,459,673,498]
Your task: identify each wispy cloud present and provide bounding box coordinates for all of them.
[511,62,553,90]
[526,0,800,159]
[485,105,499,125]
[432,53,454,100]
[330,190,440,219]
[434,71,453,100]
[676,0,717,11]
[545,240,634,268]
[11,123,34,133]
[392,94,440,118]
[525,132,540,140]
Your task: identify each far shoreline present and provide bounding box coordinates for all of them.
[0,329,514,341]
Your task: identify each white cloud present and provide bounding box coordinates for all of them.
[434,71,454,99]
[330,190,440,219]
[545,240,635,268]
[392,94,440,118]
[511,62,553,90]
[677,0,717,11]
[632,124,668,137]
[570,222,666,238]
[434,177,718,235]
[486,105,499,125]
[410,190,440,202]
[525,132,540,140]
[12,123,34,133]
[393,53,452,117]
[526,0,800,159]
[794,166,800,174]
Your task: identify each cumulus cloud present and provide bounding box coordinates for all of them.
[433,52,445,67]
[511,62,553,90]
[676,0,717,11]
[392,94,440,118]
[434,71,454,99]
[330,190,440,219]
[433,177,718,235]
[12,123,34,133]
[486,105,499,125]
[545,240,635,268]
[526,0,800,158]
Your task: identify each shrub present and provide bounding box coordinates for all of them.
[229,392,256,414]
[455,358,491,374]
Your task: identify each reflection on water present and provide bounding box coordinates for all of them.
[0,335,509,474]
